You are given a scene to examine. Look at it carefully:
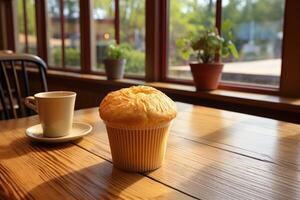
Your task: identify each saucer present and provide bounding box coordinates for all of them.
[25,122,92,143]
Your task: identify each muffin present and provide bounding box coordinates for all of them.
[99,86,177,172]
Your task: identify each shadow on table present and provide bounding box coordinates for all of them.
[0,135,82,160]
[23,161,143,199]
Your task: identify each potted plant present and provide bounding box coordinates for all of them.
[103,43,126,80]
[177,28,238,90]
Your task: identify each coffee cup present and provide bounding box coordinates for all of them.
[25,91,76,137]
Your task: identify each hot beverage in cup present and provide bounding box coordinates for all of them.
[25,91,76,138]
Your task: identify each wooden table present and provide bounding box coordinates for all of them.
[1,102,300,199]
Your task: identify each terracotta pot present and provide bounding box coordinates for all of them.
[190,62,224,91]
[104,59,126,80]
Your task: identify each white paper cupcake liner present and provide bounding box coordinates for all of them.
[105,122,171,172]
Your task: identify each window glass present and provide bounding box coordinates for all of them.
[47,0,81,68]
[26,0,37,54]
[168,0,284,88]
[17,0,37,54]
[221,0,285,87]
[120,0,145,76]
[92,0,115,72]
[47,0,63,67]
[17,0,25,52]
[64,0,81,68]
[168,0,216,80]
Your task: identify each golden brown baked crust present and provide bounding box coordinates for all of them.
[99,86,177,127]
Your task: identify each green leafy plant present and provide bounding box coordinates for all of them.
[122,45,145,74]
[177,28,238,64]
[53,47,80,66]
[106,43,126,60]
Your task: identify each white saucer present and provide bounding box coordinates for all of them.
[25,122,92,143]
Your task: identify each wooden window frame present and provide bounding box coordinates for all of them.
[87,0,144,79]
[45,0,83,70]
[5,0,300,97]
[157,0,284,95]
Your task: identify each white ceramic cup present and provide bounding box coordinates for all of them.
[25,91,76,138]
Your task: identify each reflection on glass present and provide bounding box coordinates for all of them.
[120,0,145,76]
[168,0,216,80]
[221,0,285,87]
[64,0,81,68]
[17,0,37,54]
[92,0,115,72]
[47,0,62,67]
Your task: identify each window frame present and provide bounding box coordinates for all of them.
[45,0,83,70]
[6,0,300,96]
[160,0,285,95]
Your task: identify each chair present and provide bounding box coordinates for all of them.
[0,53,48,120]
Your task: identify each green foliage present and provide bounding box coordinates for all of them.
[119,0,145,43]
[105,42,145,74]
[123,47,145,74]
[53,48,62,65]
[169,0,284,66]
[93,43,145,75]
[177,28,238,64]
[106,43,126,60]
[17,0,36,35]
[169,0,215,66]
[53,48,80,66]
[93,0,114,18]
[65,48,81,66]
[52,43,145,74]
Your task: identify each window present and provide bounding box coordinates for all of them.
[91,0,146,76]
[47,0,62,67]
[64,0,81,68]
[167,0,285,88]
[168,0,216,80]
[119,0,145,76]
[92,0,115,72]
[47,0,81,69]
[8,0,300,95]
[16,0,37,54]
[221,0,285,87]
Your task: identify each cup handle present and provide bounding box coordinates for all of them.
[25,96,38,113]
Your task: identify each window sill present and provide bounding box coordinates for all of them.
[27,69,300,123]
[149,82,300,113]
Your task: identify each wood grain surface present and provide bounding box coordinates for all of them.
[0,114,193,199]
[1,102,300,199]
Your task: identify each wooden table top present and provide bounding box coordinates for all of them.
[1,102,300,200]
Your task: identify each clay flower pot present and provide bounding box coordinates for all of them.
[103,59,126,80]
[190,62,224,91]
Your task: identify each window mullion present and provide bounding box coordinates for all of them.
[3,0,16,51]
[279,0,300,97]
[145,0,165,82]
[114,0,120,44]
[160,0,168,81]
[35,0,48,63]
[79,0,92,73]
[216,0,222,33]
[215,0,222,63]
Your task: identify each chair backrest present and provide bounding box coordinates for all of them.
[0,53,48,119]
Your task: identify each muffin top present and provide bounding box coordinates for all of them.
[99,86,177,127]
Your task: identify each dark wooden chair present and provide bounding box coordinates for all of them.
[0,53,48,120]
